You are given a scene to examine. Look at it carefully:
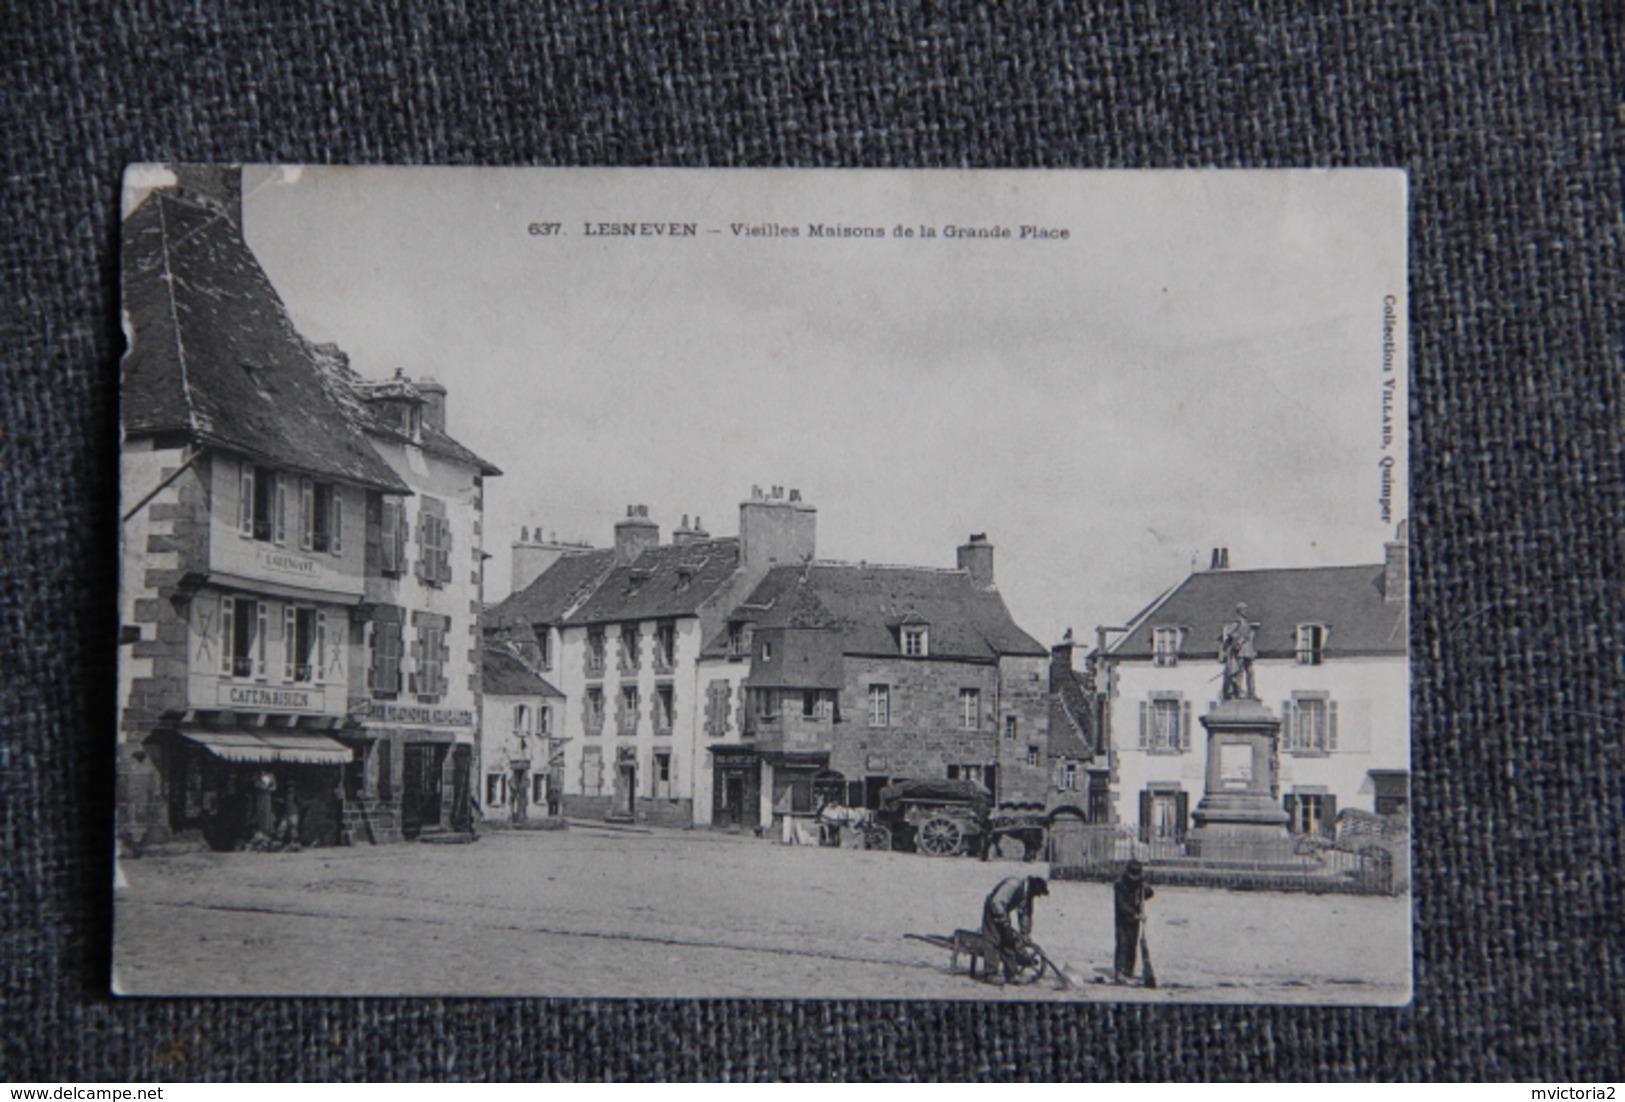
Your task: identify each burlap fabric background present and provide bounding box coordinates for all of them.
[3,1,1619,1082]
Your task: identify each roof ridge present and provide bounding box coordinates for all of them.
[809,558,967,574]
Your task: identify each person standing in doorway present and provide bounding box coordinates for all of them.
[1113,860,1154,983]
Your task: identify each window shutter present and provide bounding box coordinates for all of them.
[300,478,315,551]
[274,473,288,545]
[1180,701,1193,751]
[1138,789,1152,842]
[1282,700,1294,751]
[284,606,296,681]
[1138,701,1149,748]
[1328,700,1339,751]
[415,508,426,581]
[254,601,268,676]
[440,515,453,583]
[438,620,451,695]
[1176,790,1190,841]
[239,465,254,535]
[669,752,678,787]
[381,499,399,573]
[1323,794,1338,837]
[221,597,234,673]
[316,611,328,683]
[330,487,343,555]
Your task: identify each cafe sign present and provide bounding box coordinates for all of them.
[366,701,475,728]
[218,683,324,712]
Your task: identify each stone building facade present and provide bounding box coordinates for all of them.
[1101,527,1410,843]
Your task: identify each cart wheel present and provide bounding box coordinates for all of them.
[863,823,892,851]
[917,816,964,856]
[1010,947,1048,985]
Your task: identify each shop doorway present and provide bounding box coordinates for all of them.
[402,743,448,840]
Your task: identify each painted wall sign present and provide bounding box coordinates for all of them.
[218,683,324,712]
[366,701,475,727]
[262,550,319,576]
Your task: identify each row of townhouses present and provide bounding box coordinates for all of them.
[481,497,1105,836]
[117,166,1410,855]
[118,167,498,850]
[481,497,1410,842]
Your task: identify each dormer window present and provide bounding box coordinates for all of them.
[760,640,773,662]
[727,622,747,657]
[1152,626,1182,667]
[1295,624,1328,666]
[901,625,929,657]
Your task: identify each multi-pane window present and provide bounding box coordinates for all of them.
[901,625,928,657]
[1139,696,1192,752]
[586,627,607,676]
[536,704,551,737]
[486,773,507,807]
[1141,788,1189,842]
[380,497,408,575]
[221,595,266,678]
[1295,624,1327,665]
[727,622,746,657]
[868,684,890,727]
[411,615,448,700]
[1285,792,1337,836]
[618,623,641,674]
[1026,744,1041,766]
[513,703,532,738]
[654,685,675,732]
[301,479,342,554]
[584,686,605,735]
[800,689,835,721]
[652,750,674,798]
[534,626,552,671]
[239,463,286,544]
[1003,715,1018,741]
[617,685,640,735]
[283,606,326,683]
[654,620,677,671]
[959,688,981,729]
[1284,695,1338,753]
[704,680,732,739]
[1153,626,1182,667]
[369,615,403,696]
[416,497,452,587]
[1057,762,1079,791]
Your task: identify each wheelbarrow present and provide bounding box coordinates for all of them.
[905,929,1070,988]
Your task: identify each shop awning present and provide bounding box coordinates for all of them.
[177,729,354,765]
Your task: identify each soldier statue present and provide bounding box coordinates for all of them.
[1219,602,1259,700]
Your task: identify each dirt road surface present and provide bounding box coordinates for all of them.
[114,825,1410,1003]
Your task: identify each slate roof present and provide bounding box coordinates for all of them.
[121,187,408,493]
[483,549,617,629]
[562,539,743,626]
[1048,663,1097,759]
[706,562,1049,661]
[482,646,563,698]
[1110,564,1407,661]
[315,358,501,477]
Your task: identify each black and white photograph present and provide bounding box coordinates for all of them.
[114,165,1409,1002]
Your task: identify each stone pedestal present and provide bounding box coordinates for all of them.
[1189,698,1296,864]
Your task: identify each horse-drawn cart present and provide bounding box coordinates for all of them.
[867,778,993,856]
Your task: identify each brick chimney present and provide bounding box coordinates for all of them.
[958,533,994,588]
[614,505,659,565]
[1384,519,1409,603]
[739,486,815,570]
[416,376,447,434]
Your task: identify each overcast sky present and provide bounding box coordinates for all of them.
[241,167,1407,647]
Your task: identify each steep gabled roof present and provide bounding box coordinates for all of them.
[121,188,407,493]
[484,549,617,629]
[482,646,563,698]
[563,539,742,625]
[1110,564,1407,661]
[706,562,1049,661]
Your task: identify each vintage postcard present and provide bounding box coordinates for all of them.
[114,166,1409,1001]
